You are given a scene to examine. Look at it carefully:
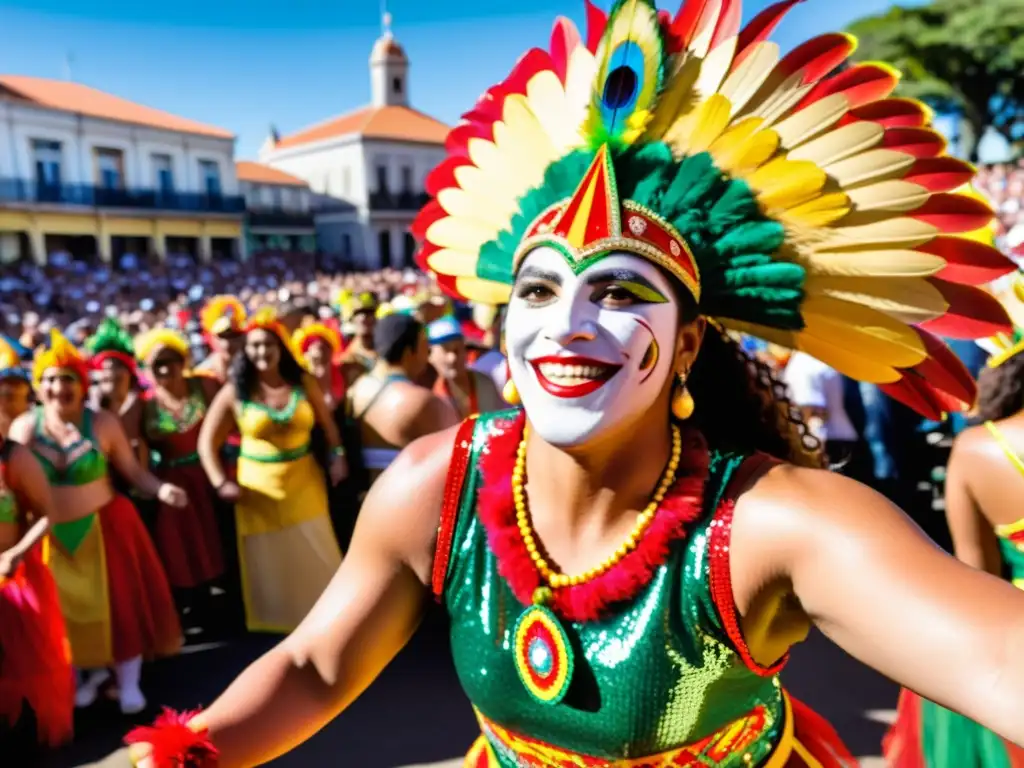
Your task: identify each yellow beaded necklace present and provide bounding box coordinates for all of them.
[513,424,682,591]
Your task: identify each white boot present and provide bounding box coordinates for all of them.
[75,668,111,708]
[116,656,146,715]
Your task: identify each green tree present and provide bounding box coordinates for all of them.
[847,0,1024,161]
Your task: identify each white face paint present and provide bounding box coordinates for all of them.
[505,247,680,448]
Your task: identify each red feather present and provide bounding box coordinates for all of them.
[410,200,446,242]
[880,127,947,158]
[444,123,493,160]
[798,63,899,112]
[905,328,977,406]
[584,0,608,53]
[124,709,218,768]
[549,16,582,84]
[734,0,803,67]
[776,33,856,85]
[424,157,471,198]
[908,193,994,234]
[903,157,976,193]
[841,97,929,129]
[921,279,1012,340]
[919,236,1016,286]
[413,240,441,274]
[710,0,743,50]
[475,411,711,623]
[879,377,956,421]
[503,48,555,98]
[671,0,715,48]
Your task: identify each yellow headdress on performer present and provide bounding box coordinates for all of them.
[0,337,28,382]
[412,0,1018,419]
[200,295,247,337]
[337,290,379,322]
[32,329,90,387]
[135,328,191,368]
[245,307,296,357]
[292,323,342,360]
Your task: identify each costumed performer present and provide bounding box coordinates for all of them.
[86,318,146,466]
[8,330,186,715]
[0,336,32,437]
[0,433,73,753]
[194,296,247,385]
[135,328,225,631]
[336,290,379,387]
[293,323,345,411]
[884,273,1024,767]
[197,308,345,633]
[120,1,1024,766]
[427,315,506,418]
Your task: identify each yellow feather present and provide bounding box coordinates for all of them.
[824,149,915,188]
[710,120,780,176]
[564,47,599,126]
[497,95,560,178]
[436,188,516,232]
[748,158,826,211]
[643,55,702,141]
[694,36,738,100]
[774,93,849,150]
[779,192,851,227]
[455,277,513,305]
[744,70,815,127]
[719,42,780,115]
[680,94,733,154]
[426,248,480,277]
[811,217,937,252]
[787,122,884,167]
[801,295,926,368]
[804,247,945,278]
[525,70,584,154]
[805,276,947,324]
[845,180,930,213]
[424,217,496,253]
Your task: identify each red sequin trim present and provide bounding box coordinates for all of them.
[476,410,710,623]
[432,416,480,601]
[707,497,788,678]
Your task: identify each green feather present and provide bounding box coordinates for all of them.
[85,317,134,357]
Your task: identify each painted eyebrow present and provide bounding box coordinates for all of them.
[517,266,563,285]
[585,269,669,301]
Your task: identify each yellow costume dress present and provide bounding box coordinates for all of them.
[234,389,342,632]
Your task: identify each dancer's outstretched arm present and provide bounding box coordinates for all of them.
[134,425,458,768]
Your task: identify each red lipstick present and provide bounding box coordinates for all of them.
[529,355,622,399]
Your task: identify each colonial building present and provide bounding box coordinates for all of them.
[236,160,316,256]
[257,14,449,270]
[0,75,244,266]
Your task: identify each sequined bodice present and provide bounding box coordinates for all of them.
[442,413,785,765]
[31,408,108,487]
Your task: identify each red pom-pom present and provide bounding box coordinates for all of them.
[125,708,218,767]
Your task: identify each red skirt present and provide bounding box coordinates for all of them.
[153,462,224,589]
[0,544,74,746]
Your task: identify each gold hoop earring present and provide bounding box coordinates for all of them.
[671,373,694,420]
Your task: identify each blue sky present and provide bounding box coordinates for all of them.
[0,0,1006,161]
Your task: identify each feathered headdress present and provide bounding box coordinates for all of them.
[979,273,1024,369]
[292,322,342,359]
[412,0,1017,419]
[135,328,191,368]
[33,329,90,387]
[0,336,28,382]
[336,290,379,322]
[245,307,296,357]
[85,317,137,375]
[200,295,247,337]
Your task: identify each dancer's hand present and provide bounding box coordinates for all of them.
[217,480,241,503]
[0,548,21,579]
[158,483,188,508]
[329,453,348,486]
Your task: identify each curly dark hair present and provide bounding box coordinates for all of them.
[671,274,823,468]
[975,351,1024,423]
[229,330,307,400]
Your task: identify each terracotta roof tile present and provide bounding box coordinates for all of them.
[274,105,448,149]
[0,75,233,139]
[236,160,308,187]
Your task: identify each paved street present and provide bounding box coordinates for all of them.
[45,606,898,768]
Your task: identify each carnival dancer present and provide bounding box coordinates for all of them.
[121,1,1024,766]
[0,336,31,437]
[347,313,458,484]
[135,328,225,633]
[292,322,345,411]
[427,315,505,418]
[336,290,378,386]
[194,296,247,384]
[884,275,1024,767]
[0,434,73,753]
[198,308,345,633]
[9,330,186,715]
[86,318,146,466]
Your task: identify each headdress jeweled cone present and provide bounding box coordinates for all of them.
[412,0,1017,418]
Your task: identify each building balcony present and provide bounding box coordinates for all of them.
[247,207,315,229]
[0,177,245,215]
[368,189,430,212]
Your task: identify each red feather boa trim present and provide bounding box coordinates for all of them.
[477,411,709,622]
[124,708,218,767]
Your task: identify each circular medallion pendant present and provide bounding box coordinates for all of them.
[512,604,573,705]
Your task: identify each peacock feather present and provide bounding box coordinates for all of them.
[413,0,1017,419]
